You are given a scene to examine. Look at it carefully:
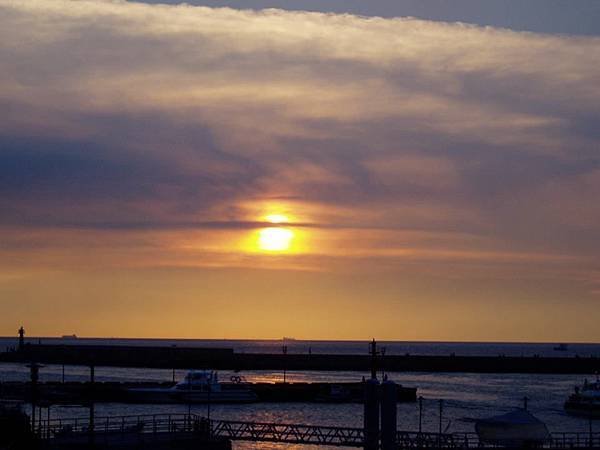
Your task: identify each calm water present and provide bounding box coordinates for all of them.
[1,338,598,449]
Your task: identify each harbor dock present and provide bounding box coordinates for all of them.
[0,380,417,404]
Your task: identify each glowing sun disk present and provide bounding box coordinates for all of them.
[258,227,294,251]
[265,214,289,224]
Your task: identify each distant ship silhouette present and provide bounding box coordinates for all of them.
[61,334,78,339]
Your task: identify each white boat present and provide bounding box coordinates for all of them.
[128,370,258,404]
[475,409,550,447]
[565,377,600,417]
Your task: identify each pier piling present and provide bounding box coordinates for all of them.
[380,379,398,450]
[363,378,379,450]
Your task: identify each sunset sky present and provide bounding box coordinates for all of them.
[1,0,600,341]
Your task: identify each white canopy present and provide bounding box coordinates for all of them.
[475,409,550,447]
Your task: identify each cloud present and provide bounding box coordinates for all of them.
[1,0,600,285]
[136,0,600,37]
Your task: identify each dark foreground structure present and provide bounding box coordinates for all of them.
[2,342,600,374]
[5,380,600,450]
[3,363,600,450]
[13,412,600,450]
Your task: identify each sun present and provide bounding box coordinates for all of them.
[258,227,294,251]
[241,211,303,254]
[264,214,288,224]
[256,214,294,252]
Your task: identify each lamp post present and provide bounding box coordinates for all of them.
[418,396,423,434]
[207,374,212,427]
[171,344,177,383]
[89,365,95,446]
[26,362,43,435]
[282,345,288,383]
[589,397,594,448]
[380,346,386,380]
[438,399,444,449]
[187,372,192,427]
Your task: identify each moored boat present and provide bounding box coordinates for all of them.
[128,370,258,404]
[564,377,600,417]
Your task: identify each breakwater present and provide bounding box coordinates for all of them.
[1,343,599,374]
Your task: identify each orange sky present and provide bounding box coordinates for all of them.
[1,0,600,341]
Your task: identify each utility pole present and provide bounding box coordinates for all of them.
[26,362,42,435]
[89,365,95,447]
[418,396,423,433]
[282,345,288,383]
[380,347,386,380]
[187,372,192,426]
[171,344,177,383]
[438,399,443,449]
[207,374,212,432]
[590,397,594,448]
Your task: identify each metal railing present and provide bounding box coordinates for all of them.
[448,431,600,449]
[37,413,207,441]
[211,419,366,446]
[397,431,458,449]
[35,414,600,449]
[549,432,600,449]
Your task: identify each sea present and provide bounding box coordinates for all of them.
[2,337,600,449]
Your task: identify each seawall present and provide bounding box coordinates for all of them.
[1,344,599,374]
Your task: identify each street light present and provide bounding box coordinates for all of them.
[25,362,43,435]
[282,345,288,383]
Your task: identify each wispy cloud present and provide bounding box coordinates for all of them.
[1,0,600,288]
